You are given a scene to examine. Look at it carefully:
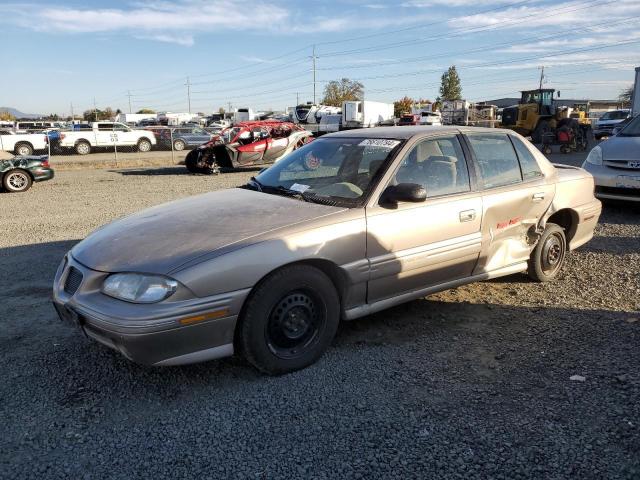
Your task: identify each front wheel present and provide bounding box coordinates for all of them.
[137,138,152,152]
[528,223,567,282]
[3,169,32,192]
[173,139,186,151]
[238,265,340,375]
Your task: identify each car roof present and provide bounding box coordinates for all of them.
[323,125,515,139]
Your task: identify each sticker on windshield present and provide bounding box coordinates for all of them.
[290,183,311,193]
[358,139,401,148]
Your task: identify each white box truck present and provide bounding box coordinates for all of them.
[115,113,157,125]
[342,100,394,129]
[234,108,256,123]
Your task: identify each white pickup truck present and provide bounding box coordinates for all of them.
[0,130,47,156]
[59,122,157,155]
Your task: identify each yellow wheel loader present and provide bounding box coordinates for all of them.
[501,89,594,154]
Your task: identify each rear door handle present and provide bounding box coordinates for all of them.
[532,192,546,202]
[459,209,476,222]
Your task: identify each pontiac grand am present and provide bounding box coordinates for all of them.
[53,126,601,375]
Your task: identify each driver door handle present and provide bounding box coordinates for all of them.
[459,209,476,222]
[532,192,546,202]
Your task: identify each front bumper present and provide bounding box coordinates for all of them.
[52,254,251,366]
[582,162,640,202]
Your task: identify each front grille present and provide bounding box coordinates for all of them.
[64,266,83,295]
[603,160,640,170]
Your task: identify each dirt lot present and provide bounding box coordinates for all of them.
[1,154,638,479]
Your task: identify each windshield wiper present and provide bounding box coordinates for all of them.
[270,185,312,202]
[247,176,263,192]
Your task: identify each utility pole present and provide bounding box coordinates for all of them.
[310,45,318,105]
[185,77,192,114]
[127,90,133,114]
[228,102,232,113]
[93,97,98,122]
[538,66,545,90]
[296,92,299,106]
[70,102,74,121]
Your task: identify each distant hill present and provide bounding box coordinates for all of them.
[0,107,43,119]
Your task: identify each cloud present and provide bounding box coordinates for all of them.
[0,0,290,44]
[451,0,640,29]
[402,0,509,6]
[135,33,195,46]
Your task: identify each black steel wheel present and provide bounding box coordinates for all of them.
[265,290,325,360]
[528,223,567,282]
[238,265,339,375]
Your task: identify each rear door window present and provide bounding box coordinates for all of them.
[466,134,522,189]
[510,135,543,180]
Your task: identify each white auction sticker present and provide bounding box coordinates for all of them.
[358,139,401,148]
[290,183,311,193]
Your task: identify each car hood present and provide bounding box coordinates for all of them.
[71,188,345,274]
[600,136,640,160]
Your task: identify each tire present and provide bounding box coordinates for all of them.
[238,265,340,375]
[137,138,152,152]
[3,169,32,193]
[14,143,33,156]
[531,119,550,144]
[75,141,91,155]
[173,139,186,151]
[527,223,567,282]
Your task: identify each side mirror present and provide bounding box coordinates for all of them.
[381,183,427,204]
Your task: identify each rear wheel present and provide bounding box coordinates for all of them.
[238,265,340,375]
[75,141,91,155]
[3,169,32,192]
[173,139,186,151]
[14,143,33,156]
[528,223,567,282]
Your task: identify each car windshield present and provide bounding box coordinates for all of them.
[617,116,640,137]
[221,127,242,143]
[252,137,403,207]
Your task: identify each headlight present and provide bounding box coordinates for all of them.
[585,146,602,166]
[102,273,178,303]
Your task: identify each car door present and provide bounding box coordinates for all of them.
[236,127,268,165]
[463,132,555,274]
[366,134,483,303]
[113,123,136,145]
[95,123,115,147]
[191,127,211,146]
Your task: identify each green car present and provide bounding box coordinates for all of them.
[1,155,54,193]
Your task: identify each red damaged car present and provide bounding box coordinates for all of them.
[185,121,313,174]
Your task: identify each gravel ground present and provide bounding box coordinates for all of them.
[0,154,638,479]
